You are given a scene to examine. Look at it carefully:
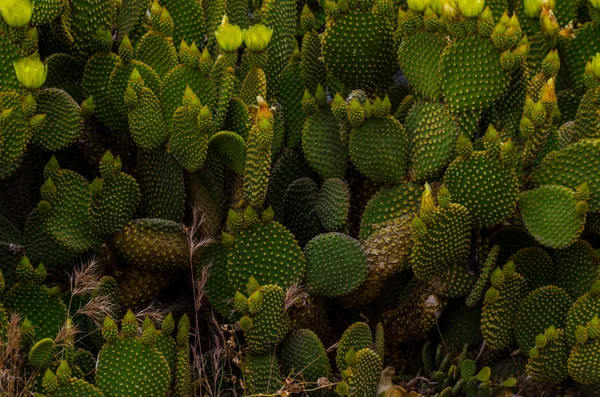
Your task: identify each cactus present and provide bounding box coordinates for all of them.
[303,232,368,297]
[278,329,332,394]
[410,185,472,281]
[235,280,290,353]
[2,0,600,394]
[301,90,348,179]
[481,262,528,350]
[518,184,588,249]
[4,257,68,341]
[95,311,171,397]
[514,286,572,353]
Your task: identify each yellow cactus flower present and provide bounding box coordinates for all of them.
[13,54,47,89]
[457,0,485,17]
[214,15,244,52]
[243,24,273,52]
[591,0,600,10]
[0,0,33,28]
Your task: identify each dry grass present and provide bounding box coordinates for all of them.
[68,256,103,297]
[0,313,37,397]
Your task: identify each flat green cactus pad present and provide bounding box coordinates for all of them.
[135,32,179,79]
[43,54,85,103]
[109,60,162,117]
[5,283,68,341]
[441,35,508,115]
[408,102,459,183]
[96,337,170,397]
[89,172,141,236]
[267,149,315,221]
[83,53,128,132]
[224,98,252,141]
[242,351,283,396]
[568,337,600,385]
[208,131,246,175]
[201,243,234,318]
[398,31,446,101]
[137,147,185,222]
[302,108,348,179]
[70,0,114,55]
[530,139,600,213]
[515,286,572,353]
[0,91,31,166]
[304,232,368,297]
[481,266,528,350]
[278,329,332,385]
[48,377,105,397]
[445,151,519,227]
[315,178,350,232]
[160,0,206,48]
[42,170,102,253]
[112,218,188,271]
[564,23,600,92]
[553,240,600,300]
[127,87,168,150]
[510,247,556,290]
[349,116,408,184]
[336,322,372,371]
[410,203,472,281]
[227,221,305,293]
[261,0,297,99]
[347,348,382,397]
[526,327,570,384]
[31,89,83,151]
[170,106,209,172]
[282,177,321,246]
[519,185,586,249]
[161,65,216,128]
[322,10,395,92]
[279,61,306,148]
[359,183,422,241]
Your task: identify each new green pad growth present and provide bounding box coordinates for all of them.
[235,279,290,353]
[481,261,528,350]
[410,185,472,281]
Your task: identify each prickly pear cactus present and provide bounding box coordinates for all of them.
[95,310,171,397]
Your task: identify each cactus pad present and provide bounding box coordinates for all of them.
[349,116,408,184]
[304,232,368,297]
[519,185,587,249]
[227,221,305,293]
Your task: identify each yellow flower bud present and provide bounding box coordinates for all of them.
[214,15,244,52]
[407,0,434,12]
[0,0,33,28]
[442,0,460,20]
[524,0,542,18]
[0,0,19,6]
[431,0,442,15]
[592,53,600,79]
[540,8,558,40]
[457,0,485,17]
[243,24,273,52]
[13,54,47,89]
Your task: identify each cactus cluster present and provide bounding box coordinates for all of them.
[1,0,600,396]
